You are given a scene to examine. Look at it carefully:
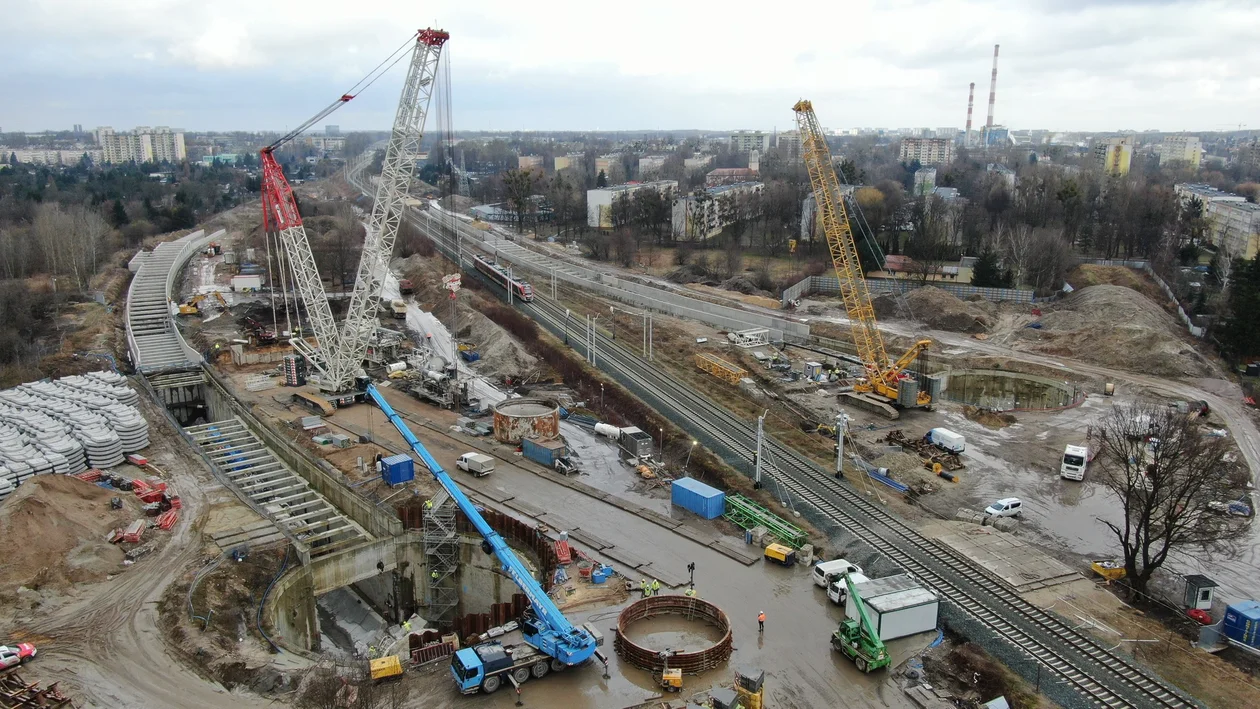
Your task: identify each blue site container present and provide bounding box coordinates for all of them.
[1223,600,1260,648]
[381,454,415,486]
[671,477,725,519]
[521,438,567,467]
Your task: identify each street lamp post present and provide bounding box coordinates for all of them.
[600,382,604,412]
[658,427,664,456]
[685,440,697,472]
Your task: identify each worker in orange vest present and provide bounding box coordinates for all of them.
[758,611,765,633]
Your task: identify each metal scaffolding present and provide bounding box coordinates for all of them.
[423,489,459,625]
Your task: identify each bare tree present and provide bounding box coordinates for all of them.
[1023,227,1074,294]
[502,168,540,233]
[1094,403,1250,597]
[998,223,1034,287]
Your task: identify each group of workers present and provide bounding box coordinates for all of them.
[638,578,700,598]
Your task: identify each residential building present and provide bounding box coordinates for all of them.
[639,155,667,175]
[307,135,345,152]
[800,186,857,240]
[898,138,954,166]
[684,155,714,170]
[705,167,759,188]
[8,148,103,165]
[1175,183,1260,259]
[594,154,620,179]
[200,154,241,166]
[554,155,573,171]
[913,167,937,196]
[932,186,961,202]
[1094,137,1133,176]
[672,182,764,240]
[776,130,802,159]
[96,126,186,164]
[986,163,1016,190]
[936,127,959,141]
[586,180,678,229]
[1160,135,1201,168]
[517,155,543,170]
[729,130,770,153]
[1238,141,1260,174]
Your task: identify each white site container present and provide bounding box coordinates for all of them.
[844,573,939,641]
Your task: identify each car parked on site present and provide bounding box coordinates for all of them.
[0,643,37,670]
[984,498,1023,518]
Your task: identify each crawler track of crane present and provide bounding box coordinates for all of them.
[357,176,1197,709]
[519,295,1196,709]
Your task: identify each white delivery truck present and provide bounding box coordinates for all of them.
[1060,444,1089,480]
[924,428,965,454]
[843,573,939,641]
[456,452,496,477]
[812,558,863,589]
[827,572,871,605]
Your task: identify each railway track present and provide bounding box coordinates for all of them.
[362,176,1198,709]
[521,295,1197,709]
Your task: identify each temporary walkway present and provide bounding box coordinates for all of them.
[125,229,222,372]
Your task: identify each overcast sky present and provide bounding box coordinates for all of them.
[4,0,1258,134]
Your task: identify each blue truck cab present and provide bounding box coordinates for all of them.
[450,640,549,694]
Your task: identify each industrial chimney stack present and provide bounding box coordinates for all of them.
[965,82,976,146]
[986,44,999,128]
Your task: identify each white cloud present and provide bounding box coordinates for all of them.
[4,0,1259,130]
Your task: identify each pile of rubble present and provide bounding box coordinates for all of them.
[872,286,995,333]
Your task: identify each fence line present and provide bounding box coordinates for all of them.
[782,275,1041,306]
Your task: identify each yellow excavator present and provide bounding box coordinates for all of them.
[177,291,228,316]
[793,100,932,419]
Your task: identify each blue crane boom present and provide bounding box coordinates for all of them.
[365,384,598,666]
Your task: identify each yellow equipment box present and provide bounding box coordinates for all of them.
[764,543,797,566]
[370,655,403,681]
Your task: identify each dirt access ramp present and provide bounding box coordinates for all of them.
[1010,285,1215,378]
[0,474,144,592]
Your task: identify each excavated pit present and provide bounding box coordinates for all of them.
[941,369,1082,411]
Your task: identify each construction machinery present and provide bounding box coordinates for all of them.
[177,292,228,316]
[367,385,607,694]
[793,100,932,419]
[830,572,890,673]
[261,28,449,394]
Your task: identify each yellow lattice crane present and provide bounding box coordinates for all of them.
[793,99,931,418]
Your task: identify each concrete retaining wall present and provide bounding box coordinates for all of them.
[783,274,1040,306]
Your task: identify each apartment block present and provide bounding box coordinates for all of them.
[684,155,714,170]
[8,149,104,166]
[1174,183,1260,259]
[729,130,770,153]
[672,182,764,240]
[776,130,802,160]
[638,156,667,175]
[586,180,678,228]
[518,155,544,170]
[705,167,759,188]
[95,126,186,164]
[1094,137,1132,176]
[1160,135,1201,168]
[898,138,955,166]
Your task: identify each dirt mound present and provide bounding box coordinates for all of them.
[1022,285,1211,377]
[665,264,715,285]
[458,307,537,380]
[873,286,993,333]
[1066,264,1164,302]
[719,275,773,298]
[964,405,1017,429]
[0,475,141,591]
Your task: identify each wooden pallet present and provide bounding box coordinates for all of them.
[0,671,76,708]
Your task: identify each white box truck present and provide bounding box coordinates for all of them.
[924,428,965,454]
[456,452,495,477]
[843,574,938,641]
[1060,444,1089,480]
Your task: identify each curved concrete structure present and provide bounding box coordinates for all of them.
[125,228,223,372]
[491,397,560,444]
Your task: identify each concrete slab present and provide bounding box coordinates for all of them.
[709,535,763,565]
[503,497,546,518]
[635,563,689,589]
[567,530,615,551]
[604,548,649,571]
[537,512,579,535]
[924,521,1081,592]
[639,509,683,529]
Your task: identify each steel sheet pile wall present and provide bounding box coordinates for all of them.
[614,595,733,674]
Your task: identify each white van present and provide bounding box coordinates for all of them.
[925,428,965,454]
[827,572,870,605]
[812,558,863,589]
[1060,444,1088,480]
[456,452,495,477]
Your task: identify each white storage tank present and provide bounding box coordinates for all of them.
[594,422,621,439]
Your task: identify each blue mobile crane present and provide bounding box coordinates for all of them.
[366,385,606,694]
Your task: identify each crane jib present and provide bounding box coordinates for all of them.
[364,385,597,665]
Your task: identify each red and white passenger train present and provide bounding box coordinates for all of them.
[472,255,534,302]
